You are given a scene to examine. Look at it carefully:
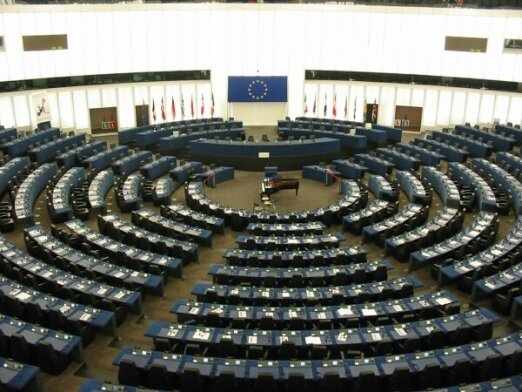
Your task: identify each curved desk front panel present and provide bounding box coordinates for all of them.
[189,137,341,170]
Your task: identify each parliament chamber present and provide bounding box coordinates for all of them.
[0,1,522,392]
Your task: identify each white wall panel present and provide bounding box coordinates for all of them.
[67,12,85,76]
[493,95,510,124]
[87,89,102,108]
[145,11,164,72]
[81,13,100,75]
[507,96,522,126]
[58,91,74,129]
[423,89,438,128]
[5,13,24,81]
[464,92,480,125]
[117,87,134,129]
[478,93,495,125]
[72,90,89,130]
[1,6,521,85]
[178,11,197,70]
[0,96,15,129]
[411,89,425,108]
[112,12,132,74]
[97,12,116,75]
[133,86,149,106]
[47,92,60,128]
[193,11,213,71]
[130,11,149,73]
[378,86,395,127]
[450,91,466,125]
[101,88,117,108]
[395,88,411,106]
[320,11,340,71]
[256,12,275,75]
[12,95,30,128]
[437,90,452,126]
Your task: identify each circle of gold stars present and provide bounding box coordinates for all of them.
[247,79,269,101]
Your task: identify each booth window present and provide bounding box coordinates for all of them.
[445,36,487,53]
[504,39,522,50]
[22,34,68,51]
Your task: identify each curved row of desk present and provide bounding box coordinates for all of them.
[113,330,521,392]
[189,138,341,171]
[171,290,459,332]
[191,276,420,307]
[223,245,367,267]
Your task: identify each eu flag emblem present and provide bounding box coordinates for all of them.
[228,76,287,103]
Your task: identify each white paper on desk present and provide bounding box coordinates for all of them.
[114,291,125,299]
[337,308,353,316]
[436,297,451,305]
[79,313,92,321]
[362,308,377,316]
[16,292,31,301]
[317,312,326,319]
[336,332,348,342]
[193,331,210,340]
[393,305,403,312]
[395,328,407,336]
[371,333,382,341]
[469,260,482,268]
[189,307,200,314]
[247,336,258,344]
[289,311,298,318]
[59,305,70,314]
[485,282,496,289]
[210,308,224,315]
[167,329,178,337]
[305,336,322,345]
[238,311,247,318]
[279,336,289,344]
[282,292,290,298]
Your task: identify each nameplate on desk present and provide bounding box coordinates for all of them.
[258,152,270,159]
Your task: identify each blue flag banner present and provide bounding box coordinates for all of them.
[228,76,288,103]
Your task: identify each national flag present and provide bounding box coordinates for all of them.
[171,96,176,120]
[344,96,348,119]
[332,91,337,118]
[180,94,185,119]
[152,99,156,122]
[141,99,147,125]
[303,94,308,114]
[190,95,195,118]
[371,99,377,123]
[210,92,215,117]
[200,94,205,117]
[312,94,317,115]
[323,93,327,117]
[353,96,357,121]
[161,97,166,122]
[363,99,367,122]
